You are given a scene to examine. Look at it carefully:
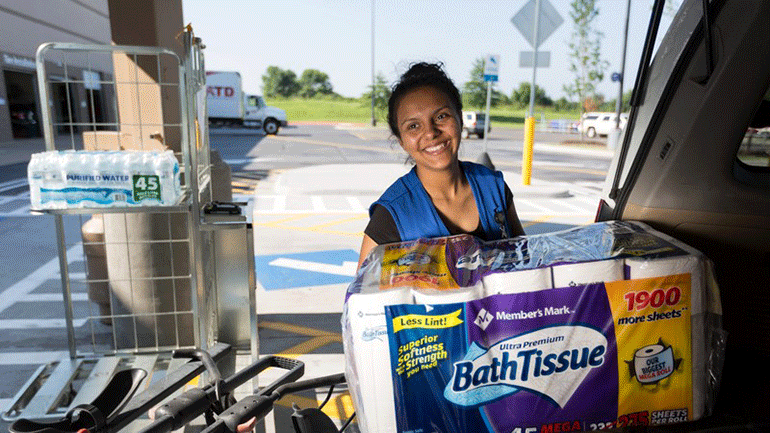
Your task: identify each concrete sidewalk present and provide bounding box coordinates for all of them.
[0,137,46,167]
[0,128,614,197]
[272,162,573,199]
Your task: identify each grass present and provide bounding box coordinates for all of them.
[265,96,581,127]
[265,96,378,123]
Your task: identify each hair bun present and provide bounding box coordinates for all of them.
[397,62,448,85]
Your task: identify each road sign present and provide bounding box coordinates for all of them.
[484,54,500,82]
[254,249,358,290]
[519,51,551,68]
[612,72,622,82]
[511,0,564,48]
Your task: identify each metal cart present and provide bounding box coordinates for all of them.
[3,27,258,423]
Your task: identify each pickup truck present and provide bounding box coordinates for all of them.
[598,0,769,431]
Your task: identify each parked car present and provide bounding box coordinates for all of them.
[597,0,769,431]
[579,111,628,138]
[461,111,489,139]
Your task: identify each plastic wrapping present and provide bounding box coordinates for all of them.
[27,150,182,209]
[342,220,726,433]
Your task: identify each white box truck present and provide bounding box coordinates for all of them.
[206,71,288,134]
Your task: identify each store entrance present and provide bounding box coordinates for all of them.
[52,81,78,133]
[86,88,106,127]
[4,70,40,138]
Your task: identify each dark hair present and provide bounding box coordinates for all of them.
[387,62,463,138]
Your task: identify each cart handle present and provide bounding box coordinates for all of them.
[199,373,347,433]
[138,356,304,433]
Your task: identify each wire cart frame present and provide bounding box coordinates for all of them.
[34,34,207,356]
[3,28,258,422]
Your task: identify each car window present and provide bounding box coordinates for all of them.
[612,0,698,193]
[737,87,770,171]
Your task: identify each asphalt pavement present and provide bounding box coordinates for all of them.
[0,124,614,432]
[1,124,612,169]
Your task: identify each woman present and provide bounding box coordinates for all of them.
[357,62,524,267]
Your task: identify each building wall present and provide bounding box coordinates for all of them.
[0,0,111,142]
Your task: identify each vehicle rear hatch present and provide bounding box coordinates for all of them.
[597,0,770,430]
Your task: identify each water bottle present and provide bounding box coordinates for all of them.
[28,150,183,209]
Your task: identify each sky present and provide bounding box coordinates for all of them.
[182,0,676,102]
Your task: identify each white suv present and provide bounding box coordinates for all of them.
[578,112,628,138]
[461,111,490,139]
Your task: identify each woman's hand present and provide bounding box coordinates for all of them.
[357,234,378,269]
[236,417,257,432]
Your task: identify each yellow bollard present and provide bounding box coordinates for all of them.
[522,116,535,185]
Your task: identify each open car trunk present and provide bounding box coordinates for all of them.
[597,0,770,430]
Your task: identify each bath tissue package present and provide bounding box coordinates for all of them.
[342,221,726,433]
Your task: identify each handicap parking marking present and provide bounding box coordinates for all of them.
[254,249,358,291]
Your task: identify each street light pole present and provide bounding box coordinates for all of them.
[528,0,541,118]
[522,0,541,186]
[371,0,376,126]
[615,0,631,129]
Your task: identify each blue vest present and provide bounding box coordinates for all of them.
[370,161,510,242]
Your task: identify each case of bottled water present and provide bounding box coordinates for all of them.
[28,150,182,209]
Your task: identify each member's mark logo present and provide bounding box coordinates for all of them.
[474,308,493,330]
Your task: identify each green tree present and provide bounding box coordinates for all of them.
[563,0,609,115]
[262,66,300,98]
[511,82,551,108]
[361,72,391,121]
[605,89,633,113]
[554,97,578,112]
[463,57,494,110]
[298,69,333,98]
[493,90,510,106]
[621,89,633,112]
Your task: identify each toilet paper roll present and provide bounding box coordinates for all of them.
[625,254,706,420]
[552,259,625,289]
[412,283,485,305]
[481,268,553,295]
[633,344,676,384]
[346,288,413,433]
[412,282,486,305]
[625,255,704,314]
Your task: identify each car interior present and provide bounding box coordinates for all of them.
[597,0,769,430]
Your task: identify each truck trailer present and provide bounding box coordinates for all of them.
[206,71,287,134]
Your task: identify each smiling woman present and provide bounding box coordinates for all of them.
[357,62,525,268]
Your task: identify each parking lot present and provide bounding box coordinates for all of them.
[0,124,611,431]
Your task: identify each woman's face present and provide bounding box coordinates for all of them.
[395,86,462,173]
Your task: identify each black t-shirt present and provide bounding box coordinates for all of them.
[364,184,514,244]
